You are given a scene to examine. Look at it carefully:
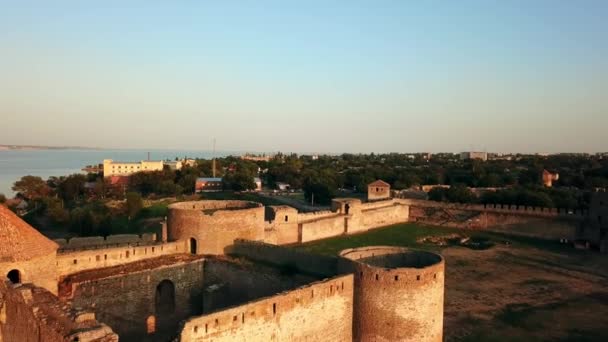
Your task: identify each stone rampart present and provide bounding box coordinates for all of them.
[300,214,345,242]
[227,240,340,278]
[56,240,186,277]
[60,255,205,341]
[54,233,157,250]
[340,246,444,342]
[167,201,265,255]
[0,280,117,342]
[179,275,354,342]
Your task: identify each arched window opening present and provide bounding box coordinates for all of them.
[7,269,20,284]
[155,280,176,315]
[190,238,197,255]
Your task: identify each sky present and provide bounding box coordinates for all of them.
[0,1,606,154]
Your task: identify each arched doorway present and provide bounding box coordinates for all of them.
[190,238,197,255]
[7,269,21,284]
[155,280,175,315]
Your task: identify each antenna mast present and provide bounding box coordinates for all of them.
[212,138,216,178]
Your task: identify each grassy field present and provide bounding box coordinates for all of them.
[296,223,608,342]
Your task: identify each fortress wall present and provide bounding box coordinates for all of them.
[480,213,578,240]
[54,233,157,249]
[296,210,338,222]
[202,259,316,314]
[358,204,410,231]
[300,215,345,242]
[179,275,354,342]
[359,198,399,210]
[341,247,444,342]
[227,240,340,278]
[64,258,205,341]
[168,201,265,255]
[56,241,187,277]
[0,281,117,342]
[0,252,59,295]
[265,206,300,245]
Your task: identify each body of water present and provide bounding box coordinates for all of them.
[0,149,232,196]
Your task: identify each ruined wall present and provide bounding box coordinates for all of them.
[227,240,340,278]
[62,257,205,341]
[0,281,117,342]
[56,241,186,277]
[168,201,265,255]
[179,275,354,342]
[0,252,58,295]
[341,247,444,342]
[202,259,316,314]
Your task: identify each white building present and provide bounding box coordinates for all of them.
[103,159,164,177]
[460,152,488,161]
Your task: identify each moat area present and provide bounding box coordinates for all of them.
[297,223,608,341]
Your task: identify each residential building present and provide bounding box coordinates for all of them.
[542,169,559,187]
[460,151,488,161]
[254,177,262,191]
[102,159,164,177]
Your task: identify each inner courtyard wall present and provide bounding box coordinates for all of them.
[179,275,354,342]
[60,258,205,341]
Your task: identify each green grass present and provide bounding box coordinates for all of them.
[295,222,581,257]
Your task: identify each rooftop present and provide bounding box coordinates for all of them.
[0,205,59,262]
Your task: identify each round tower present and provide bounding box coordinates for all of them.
[0,205,59,294]
[340,246,444,342]
[167,200,265,255]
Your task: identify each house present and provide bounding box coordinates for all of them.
[542,169,559,187]
[195,178,223,192]
[367,180,391,201]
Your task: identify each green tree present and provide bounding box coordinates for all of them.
[58,174,87,202]
[0,193,6,204]
[12,175,51,200]
[125,192,143,218]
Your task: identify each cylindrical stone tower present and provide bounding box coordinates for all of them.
[340,246,444,342]
[167,200,265,255]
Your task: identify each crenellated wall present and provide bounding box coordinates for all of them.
[56,241,187,277]
[54,233,157,250]
[179,275,354,342]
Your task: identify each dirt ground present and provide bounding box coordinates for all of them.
[442,244,608,341]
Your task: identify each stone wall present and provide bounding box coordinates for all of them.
[340,247,444,342]
[265,206,299,245]
[167,201,265,255]
[0,252,58,295]
[179,275,354,342]
[61,256,205,341]
[227,240,340,278]
[300,214,345,242]
[202,258,316,314]
[54,233,157,250]
[0,281,117,342]
[56,241,186,277]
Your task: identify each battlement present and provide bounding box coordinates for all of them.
[54,233,158,250]
[180,274,354,342]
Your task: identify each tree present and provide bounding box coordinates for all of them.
[0,193,6,204]
[58,174,87,202]
[125,192,143,218]
[12,175,51,200]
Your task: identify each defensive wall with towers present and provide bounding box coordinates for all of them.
[0,183,597,341]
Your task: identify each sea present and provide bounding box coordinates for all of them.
[0,149,233,196]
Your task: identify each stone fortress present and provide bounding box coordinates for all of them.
[0,182,602,341]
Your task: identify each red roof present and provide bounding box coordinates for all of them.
[368,180,390,188]
[0,205,58,262]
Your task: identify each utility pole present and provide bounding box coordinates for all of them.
[311,193,314,206]
[212,138,216,178]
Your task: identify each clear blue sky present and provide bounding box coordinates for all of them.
[1,1,606,153]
